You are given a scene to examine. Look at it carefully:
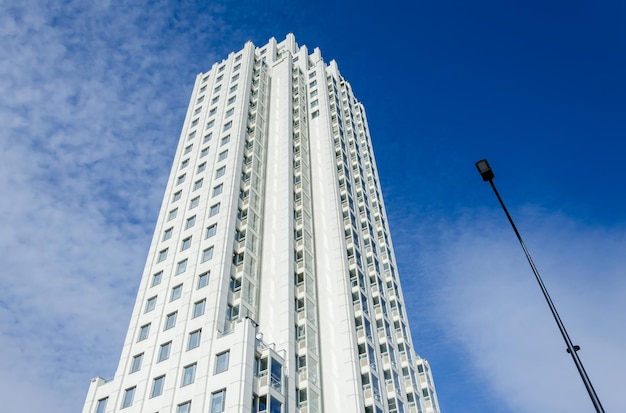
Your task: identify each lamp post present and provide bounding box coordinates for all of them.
[475,158,605,413]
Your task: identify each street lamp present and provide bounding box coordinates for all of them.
[475,158,605,413]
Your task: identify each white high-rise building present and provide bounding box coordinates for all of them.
[82,34,440,413]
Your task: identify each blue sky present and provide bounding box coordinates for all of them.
[1,1,624,412]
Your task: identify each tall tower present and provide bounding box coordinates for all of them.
[82,34,440,413]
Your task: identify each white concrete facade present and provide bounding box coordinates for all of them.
[82,34,441,413]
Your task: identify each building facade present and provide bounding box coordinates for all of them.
[82,34,440,413]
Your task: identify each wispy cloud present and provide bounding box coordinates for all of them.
[394,205,626,412]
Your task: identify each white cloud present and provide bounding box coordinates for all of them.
[400,207,626,412]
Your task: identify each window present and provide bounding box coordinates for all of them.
[214,85,221,93]
[215,166,226,178]
[121,387,135,409]
[181,363,196,385]
[130,353,143,373]
[209,203,220,216]
[171,284,183,301]
[158,341,171,362]
[203,132,212,143]
[206,224,217,238]
[232,73,240,82]
[193,299,206,318]
[310,89,318,97]
[218,65,225,72]
[177,401,192,413]
[185,215,196,229]
[225,108,234,117]
[235,54,242,62]
[197,96,204,104]
[181,237,192,251]
[138,323,150,341]
[309,79,317,87]
[311,99,319,107]
[218,150,228,161]
[197,162,207,173]
[176,174,186,185]
[151,375,165,398]
[157,248,168,262]
[187,131,196,140]
[197,272,210,289]
[180,159,190,169]
[167,209,178,221]
[227,95,236,105]
[162,227,173,241]
[151,271,163,287]
[229,84,238,93]
[191,118,199,127]
[209,107,217,116]
[193,179,203,191]
[175,259,187,274]
[188,329,201,350]
[145,296,157,313]
[312,110,320,119]
[194,107,202,115]
[206,119,215,129]
[223,121,232,131]
[210,389,226,413]
[184,144,193,154]
[200,147,209,158]
[211,96,219,104]
[201,247,214,262]
[220,135,230,146]
[164,312,177,330]
[172,190,182,202]
[212,184,223,197]
[95,398,107,413]
[214,351,230,374]
[189,196,200,209]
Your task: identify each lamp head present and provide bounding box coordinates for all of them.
[475,159,495,181]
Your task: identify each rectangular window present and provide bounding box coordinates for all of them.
[218,150,228,161]
[223,121,232,131]
[180,363,196,387]
[212,184,223,197]
[209,203,220,217]
[194,107,201,115]
[176,174,186,185]
[197,162,206,173]
[181,237,192,251]
[145,296,157,313]
[203,132,212,143]
[229,84,238,93]
[130,353,143,373]
[211,96,219,104]
[197,272,210,289]
[157,248,168,262]
[158,341,171,362]
[214,351,230,374]
[187,131,196,140]
[220,135,230,146]
[215,167,226,178]
[311,99,319,107]
[121,387,135,409]
[175,259,188,274]
[162,227,173,241]
[167,209,178,221]
[151,375,165,398]
[188,329,201,350]
[227,96,236,105]
[185,215,196,229]
[184,144,193,154]
[95,398,107,413]
[177,401,192,413]
[201,247,214,263]
[191,118,199,127]
[235,54,242,62]
[312,110,320,119]
[200,147,209,158]
[196,96,204,104]
[309,80,317,87]
[189,196,200,209]
[180,159,190,169]
[171,284,183,301]
[193,179,203,191]
[193,299,206,318]
[231,74,239,82]
[310,89,318,97]
[138,323,150,341]
[164,312,177,330]
[206,119,215,129]
[214,85,221,93]
[209,107,217,116]
[206,224,217,238]
[151,271,163,287]
[225,108,234,117]
[172,190,182,202]
[210,389,226,413]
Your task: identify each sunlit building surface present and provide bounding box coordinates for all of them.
[82,34,441,413]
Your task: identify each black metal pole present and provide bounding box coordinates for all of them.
[485,177,605,413]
